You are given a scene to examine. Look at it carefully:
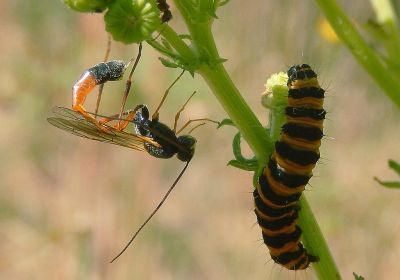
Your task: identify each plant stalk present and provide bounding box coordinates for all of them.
[315,0,400,107]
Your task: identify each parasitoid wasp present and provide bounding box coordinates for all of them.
[48,45,218,261]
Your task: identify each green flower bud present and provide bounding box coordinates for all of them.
[63,0,116,13]
[105,0,161,44]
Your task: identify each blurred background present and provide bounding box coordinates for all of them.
[1,0,399,279]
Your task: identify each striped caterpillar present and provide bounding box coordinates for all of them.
[254,64,325,270]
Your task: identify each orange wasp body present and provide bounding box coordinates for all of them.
[72,60,126,123]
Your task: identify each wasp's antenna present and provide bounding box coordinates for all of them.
[110,160,191,263]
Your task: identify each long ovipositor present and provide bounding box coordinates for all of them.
[254,64,325,270]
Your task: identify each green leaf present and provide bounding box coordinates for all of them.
[353,272,365,280]
[231,132,258,168]
[159,57,179,68]
[158,58,195,75]
[375,159,400,188]
[217,118,235,128]
[147,39,180,59]
[63,0,115,13]
[179,34,192,40]
[227,160,258,171]
[388,159,400,175]
[214,57,228,64]
[374,177,400,189]
[104,0,161,44]
[160,37,173,51]
[148,36,198,73]
[218,121,259,171]
[217,0,231,7]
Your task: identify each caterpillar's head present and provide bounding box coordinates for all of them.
[287,64,317,86]
[176,135,196,162]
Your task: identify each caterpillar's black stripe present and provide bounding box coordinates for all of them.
[272,244,305,263]
[282,123,323,141]
[254,64,324,270]
[254,190,297,217]
[259,174,301,206]
[268,159,311,189]
[261,226,302,249]
[285,107,326,120]
[272,245,319,266]
[275,141,320,165]
[287,67,317,80]
[256,210,298,231]
[288,87,325,99]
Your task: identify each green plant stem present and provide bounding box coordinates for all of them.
[192,16,271,162]
[370,0,398,25]
[158,24,197,62]
[199,64,271,164]
[298,197,342,280]
[315,0,400,107]
[370,0,400,70]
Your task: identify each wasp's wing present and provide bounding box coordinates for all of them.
[48,107,158,151]
[51,106,86,121]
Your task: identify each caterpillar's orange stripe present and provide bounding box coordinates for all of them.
[289,77,319,89]
[288,97,324,108]
[267,240,300,255]
[286,117,324,128]
[281,133,322,151]
[274,151,316,175]
[256,182,299,208]
[282,250,308,269]
[264,166,306,196]
[255,207,295,221]
[260,222,297,236]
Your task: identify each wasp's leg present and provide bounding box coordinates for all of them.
[118,43,142,119]
[173,91,196,133]
[95,35,112,118]
[99,109,138,131]
[152,69,185,122]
